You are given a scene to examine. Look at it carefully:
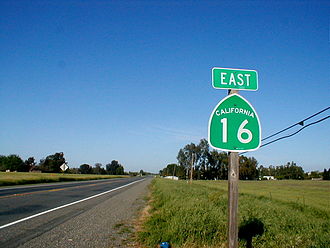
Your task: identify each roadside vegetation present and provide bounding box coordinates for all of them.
[0,152,150,186]
[160,139,330,181]
[0,152,128,175]
[0,172,129,186]
[138,178,330,248]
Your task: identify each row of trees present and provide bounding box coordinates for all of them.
[0,153,126,175]
[259,164,330,180]
[159,139,330,180]
[0,154,34,172]
[160,139,259,180]
[258,162,305,180]
[77,160,125,175]
[0,152,69,173]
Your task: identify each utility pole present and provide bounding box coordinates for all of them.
[228,89,239,248]
[190,153,195,184]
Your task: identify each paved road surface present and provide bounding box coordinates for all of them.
[0,177,151,248]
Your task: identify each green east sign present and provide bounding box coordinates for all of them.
[208,94,261,152]
[212,67,258,91]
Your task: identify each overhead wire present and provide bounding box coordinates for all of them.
[261,106,330,142]
[240,106,330,155]
[260,115,329,148]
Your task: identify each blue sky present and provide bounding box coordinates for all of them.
[1,0,329,173]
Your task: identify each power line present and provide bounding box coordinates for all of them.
[240,106,330,155]
[262,106,330,141]
[260,115,329,148]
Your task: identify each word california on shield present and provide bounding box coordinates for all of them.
[215,107,255,118]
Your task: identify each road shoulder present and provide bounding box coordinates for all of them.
[18,178,152,248]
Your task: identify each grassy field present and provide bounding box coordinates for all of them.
[0,172,129,186]
[138,179,330,248]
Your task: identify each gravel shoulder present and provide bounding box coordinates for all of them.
[17,177,152,248]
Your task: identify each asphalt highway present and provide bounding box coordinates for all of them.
[0,177,149,248]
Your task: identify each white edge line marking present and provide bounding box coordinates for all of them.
[0,179,145,230]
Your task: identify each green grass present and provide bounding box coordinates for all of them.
[138,179,330,248]
[0,172,129,186]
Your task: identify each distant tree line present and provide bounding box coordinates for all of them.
[258,162,304,180]
[0,152,70,173]
[0,154,35,172]
[259,164,330,180]
[77,160,125,175]
[159,139,330,180]
[0,153,126,175]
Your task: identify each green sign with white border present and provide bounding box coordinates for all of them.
[212,67,258,91]
[208,94,261,152]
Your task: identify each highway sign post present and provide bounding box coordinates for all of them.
[208,67,261,248]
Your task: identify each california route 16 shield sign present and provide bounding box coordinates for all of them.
[208,94,261,152]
